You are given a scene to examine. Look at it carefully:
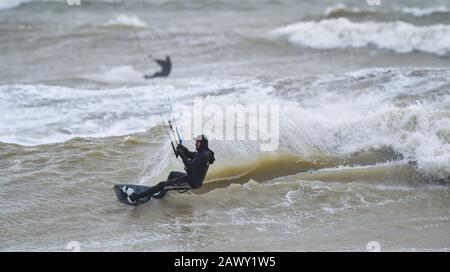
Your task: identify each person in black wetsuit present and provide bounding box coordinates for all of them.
[123,134,215,203]
[144,56,172,79]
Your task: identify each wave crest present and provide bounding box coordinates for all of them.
[271,18,450,56]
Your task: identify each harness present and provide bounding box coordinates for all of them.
[163,183,192,194]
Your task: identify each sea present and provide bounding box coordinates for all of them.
[0,0,449,251]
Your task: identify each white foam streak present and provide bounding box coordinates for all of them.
[103,14,148,28]
[80,65,146,84]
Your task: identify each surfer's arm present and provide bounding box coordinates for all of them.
[177,148,191,169]
[179,151,206,171]
[155,59,166,67]
[177,144,195,159]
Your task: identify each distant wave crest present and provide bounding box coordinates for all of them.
[271,18,450,56]
[325,4,450,18]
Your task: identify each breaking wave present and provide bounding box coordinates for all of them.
[271,18,450,56]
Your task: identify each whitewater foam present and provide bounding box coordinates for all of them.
[0,78,271,146]
[1,70,449,179]
[280,69,450,178]
[0,84,164,145]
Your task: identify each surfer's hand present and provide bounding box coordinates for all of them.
[176,143,185,150]
[176,145,183,154]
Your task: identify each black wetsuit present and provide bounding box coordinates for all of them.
[132,143,215,200]
[144,57,172,79]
